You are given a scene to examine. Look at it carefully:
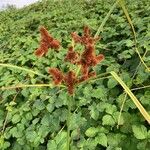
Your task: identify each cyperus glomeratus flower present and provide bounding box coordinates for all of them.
[71,26,100,46]
[35,25,104,95]
[48,69,77,95]
[35,26,60,57]
[64,71,77,95]
[79,44,104,77]
[48,68,64,85]
[64,46,79,64]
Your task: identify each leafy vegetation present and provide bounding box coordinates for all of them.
[0,0,150,149]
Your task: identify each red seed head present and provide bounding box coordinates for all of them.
[48,68,64,85]
[34,43,48,57]
[71,32,82,43]
[40,26,53,43]
[64,71,77,95]
[50,39,61,49]
[34,26,61,57]
[64,46,79,64]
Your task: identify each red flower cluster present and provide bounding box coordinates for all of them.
[71,26,104,80]
[64,46,79,64]
[79,44,104,78]
[64,71,77,95]
[71,26,100,46]
[49,68,77,95]
[35,26,60,57]
[48,68,64,85]
[35,26,104,95]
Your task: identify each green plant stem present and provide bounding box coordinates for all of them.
[76,72,110,87]
[0,83,65,90]
[0,84,51,90]
[94,0,120,37]
[118,0,150,72]
[67,94,72,150]
[117,93,127,128]
[110,71,150,124]
[0,63,49,79]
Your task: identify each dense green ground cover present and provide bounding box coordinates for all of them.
[0,0,150,149]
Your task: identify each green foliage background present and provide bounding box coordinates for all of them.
[0,0,150,149]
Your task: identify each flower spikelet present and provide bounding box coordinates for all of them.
[64,46,79,64]
[48,68,64,85]
[64,71,77,95]
[35,26,60,57]
[71,26,100,46]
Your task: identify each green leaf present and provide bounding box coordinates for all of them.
[33,100,45,110]
[41,114,50,126]
[26,130,38,142]
[102,115,115,126]
[25,112,33,121]
[91,87,107,101]
[47,140,57,150]
[107,78,118,89]
[12,114,21,124]
[89,103,99,120]
[132,125,147,140]
[55,131,67,150]
[85,127,99,137]
[95,133,107,147]
[46,103,54,113]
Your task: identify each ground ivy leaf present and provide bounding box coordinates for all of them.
[89,103,99,120]
[91,87,107,101]
[26,130,38,142]
[132,125,147,140]
[46,103,54,113]
[41,114,50,126]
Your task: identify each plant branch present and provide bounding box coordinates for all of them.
[0,63,49,79]
[0,83,65,90]
[111,71,150,124]
[94,0,120,37]
[118,0,150,72]
[67,94,72,150]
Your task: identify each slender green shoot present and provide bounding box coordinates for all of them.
[94,0,120,37]
[0,83,65,90]
[110,71,150,124]
[0,63,48,79]
[118,0,150,72]
[67,94,72,150]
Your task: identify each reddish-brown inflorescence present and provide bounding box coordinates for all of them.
[79,44,104,77]
[35,26,104,95]
[35,26,60,57]
[48,68,64,85]
[48,69,77,95]
[64,71,77,95]
[71,26,104,81]
[64,46,79,64]
[71,26,100,46]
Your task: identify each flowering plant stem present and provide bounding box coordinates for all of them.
[67,94,72,150]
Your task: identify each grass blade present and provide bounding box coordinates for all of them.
[94,0,120,37]
[0,63,48,79]
[118,0,150,72]
[110,71,150,124]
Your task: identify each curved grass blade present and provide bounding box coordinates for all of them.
[94,0,120,37]
[110,71,150,124]
[0,63,48,79]
[118,0,150,72]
